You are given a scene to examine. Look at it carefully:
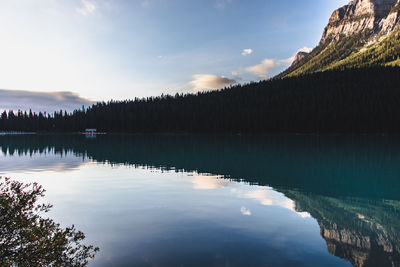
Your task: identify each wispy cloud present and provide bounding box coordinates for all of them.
[231,71,242,81]
[297,46,313,54]
[245,46,313,80]
[76,0,96,16]
[282,46,314,65]
[190,74,236,91]
[0,89,95,113]
[245,59,277,80]
[215,0,232,9]
[241,48,253,56]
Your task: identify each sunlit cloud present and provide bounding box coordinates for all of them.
[76,0,96,16]
[241,48,253,56]
[284,46,314,64]
[240,206,252,216]
[245,59,276,80]
[298,46,312,54]
[245,46,313,80]
[190,74,236,91]
[0,89,95,113]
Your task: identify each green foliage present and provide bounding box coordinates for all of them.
[327,30,400,70]
[0,177,99,266]
[283,28,400,77]
[281,30,374,77]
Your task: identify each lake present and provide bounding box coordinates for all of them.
[1,134,399,267]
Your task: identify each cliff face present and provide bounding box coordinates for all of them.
[281,0,400,77]
[321,0,400,44]
[291,51,309,66]
[283,189,400,267]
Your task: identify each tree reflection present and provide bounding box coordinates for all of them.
[0,177,99,266]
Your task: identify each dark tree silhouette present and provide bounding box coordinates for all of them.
[1,67,400,133]
[0,177,99,266]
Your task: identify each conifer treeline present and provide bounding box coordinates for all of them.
[1,67,400,133]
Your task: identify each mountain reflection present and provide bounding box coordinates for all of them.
[286,190,400,267]
[1,134,400,267]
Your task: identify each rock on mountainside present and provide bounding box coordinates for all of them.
[321,0,400,44]
[291,51,309,65]
[284,189,400,267]
[282,0,400,77]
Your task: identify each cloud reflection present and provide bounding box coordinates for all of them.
[0,150,87,174]
[192,174,230,190]
[237,187,311,218]
[240,206,252,216]
[190,172,310,218]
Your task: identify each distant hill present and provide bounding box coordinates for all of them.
[282,0,400,77]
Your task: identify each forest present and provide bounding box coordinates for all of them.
[1,66,400,133]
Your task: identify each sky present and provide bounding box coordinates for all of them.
[0,0,349,112]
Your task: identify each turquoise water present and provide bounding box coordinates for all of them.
[1,134,399,266]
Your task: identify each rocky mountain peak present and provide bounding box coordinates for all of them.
[280,0,400,78]
[320,0,400,44]
[291,51,309,66]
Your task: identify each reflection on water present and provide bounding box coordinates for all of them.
[1,134,399,266]
[0,177,99,266]
[287,191,400,267]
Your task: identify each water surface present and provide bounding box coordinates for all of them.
[1,134,399,267]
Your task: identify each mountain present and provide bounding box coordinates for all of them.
[282,0,400,77]
[292,51,309,65]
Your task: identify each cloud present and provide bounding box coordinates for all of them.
[215,0,232,9]
[231,71,242,81]
[0,89,95,113]
[282,46,314,65]
[245,59,276,80]
[240,206,252,216]
[76,0,96,16]
[241,49,253,56]
[245,46,313,80]
[190,74,236,91]
[298,46,313,54]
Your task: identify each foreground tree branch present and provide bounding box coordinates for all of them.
[0,177,99,266]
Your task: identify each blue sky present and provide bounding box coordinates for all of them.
[0,0,349,112]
